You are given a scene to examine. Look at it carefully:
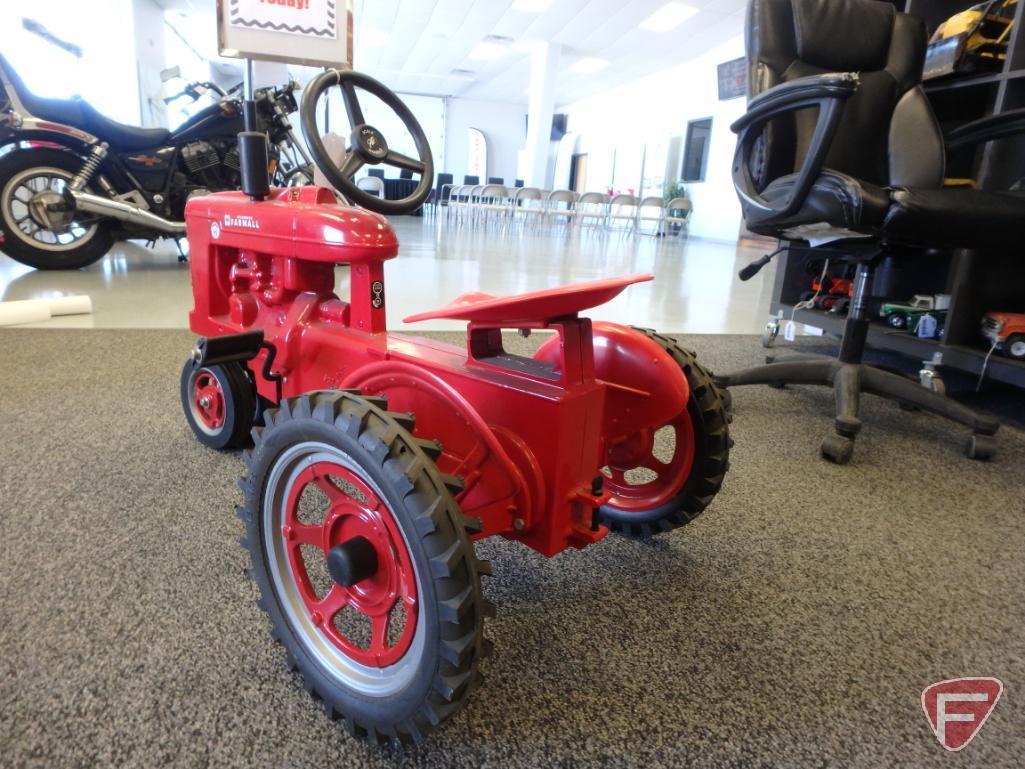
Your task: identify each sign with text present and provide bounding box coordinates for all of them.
[218,0,352,69]
[717,57,747,101]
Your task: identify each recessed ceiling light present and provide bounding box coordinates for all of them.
[570,57,609,74]
[639,2,699,32]
[469,41,508,60]
[512,0,554,12]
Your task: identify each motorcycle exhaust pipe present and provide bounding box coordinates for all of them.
[68,189,186,235]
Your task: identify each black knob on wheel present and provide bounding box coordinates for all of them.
[327,536,379,586]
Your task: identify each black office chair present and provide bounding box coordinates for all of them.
[715,0,1022,464]
[368,169,385,179]
[399,169,414,180]
[463,175,480,185]
[514,179,525,188]
[488,176,504,184]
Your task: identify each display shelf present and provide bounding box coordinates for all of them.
[768,303,1025,389]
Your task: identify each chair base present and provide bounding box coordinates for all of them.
[713,353,1000,465]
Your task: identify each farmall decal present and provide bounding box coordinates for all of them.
[223,214,261,230]
[228,0,337,39]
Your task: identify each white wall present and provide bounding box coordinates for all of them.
[559,35,747,242]
[443,98,526,184]
[133,0,168,128]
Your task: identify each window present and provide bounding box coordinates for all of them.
[681,118,712,182]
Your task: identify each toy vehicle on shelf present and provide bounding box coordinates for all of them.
[982,311,1025,359]
[879,294,950,336]
[799,273,853,314]
[924,0,1018,80]
[178,69,731,746]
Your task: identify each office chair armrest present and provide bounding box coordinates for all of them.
[731,72,860,225]
[945,108,1025,151]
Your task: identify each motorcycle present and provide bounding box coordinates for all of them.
[0,54,313,270]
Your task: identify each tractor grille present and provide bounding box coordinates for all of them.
[982,316,1002,333]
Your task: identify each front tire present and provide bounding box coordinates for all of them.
[1004,334,1025,360]
[599,330,731,538]
[180,360,256,450]
[239,391,492,746]
[0,148,114,269]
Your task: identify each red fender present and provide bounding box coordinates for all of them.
[535,322,689,446]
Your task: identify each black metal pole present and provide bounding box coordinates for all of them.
[239,59,270,200]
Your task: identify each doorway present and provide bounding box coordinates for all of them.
[569,153,588,193]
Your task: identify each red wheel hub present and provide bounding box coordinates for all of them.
[192,371,226,430]
[282,461,418,667]
[603,408,696,511]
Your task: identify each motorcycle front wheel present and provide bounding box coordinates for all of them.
[0,148,114,270]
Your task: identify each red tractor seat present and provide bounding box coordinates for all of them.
[184,187,400,263]
[403,274,653,325]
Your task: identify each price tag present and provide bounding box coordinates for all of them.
[784,321,796,342]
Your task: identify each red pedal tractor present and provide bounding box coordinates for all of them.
[180,70,731,746]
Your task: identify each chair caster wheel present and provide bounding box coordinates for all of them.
[965,434,996,461]
[762,322,780,349]
[820,434,854,464]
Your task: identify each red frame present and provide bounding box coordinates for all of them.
[186,187,691,558]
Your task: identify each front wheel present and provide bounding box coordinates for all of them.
[599,330,731,538]
[180,360,256,450]
[0,148,114,269]
[1004,334,1025,360]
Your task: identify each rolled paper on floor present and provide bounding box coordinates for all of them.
[46,295,93,316]
[0,300,53,327]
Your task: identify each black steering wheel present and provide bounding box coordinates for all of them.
[300,69,434,215]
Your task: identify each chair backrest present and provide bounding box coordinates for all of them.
[480,184,509,199]
[436,172,453,191]
[515,187,544,201]
[578,192,610,206]
[639,196,665,209]
[463,175,480,185]
[666,197,692,215]
[487,176,504,184]
[400,169,414,180]
[514,179,525,187]
[610,194,639,207]
[468,184,484,199]
[356,176,385,195]
[747,0,943,190]
[368,168,385,179]
[547,189,579,205]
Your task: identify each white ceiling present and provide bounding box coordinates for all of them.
[157,0,748,106]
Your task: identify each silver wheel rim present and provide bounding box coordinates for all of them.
[1,166,99,252]
[263,441,425,697]
[1009,340,1025,358]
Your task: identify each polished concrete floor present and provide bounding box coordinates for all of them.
[0,216,775,333]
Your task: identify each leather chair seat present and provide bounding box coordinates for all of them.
[2,53,169,150]
[759,170,1025,250]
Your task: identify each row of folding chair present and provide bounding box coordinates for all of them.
[439,186,691,235]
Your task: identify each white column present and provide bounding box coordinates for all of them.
[523,42,561,188]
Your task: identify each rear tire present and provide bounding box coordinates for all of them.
[599,329,731,538]
[0,148,114,270]
[239,391,492,746]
